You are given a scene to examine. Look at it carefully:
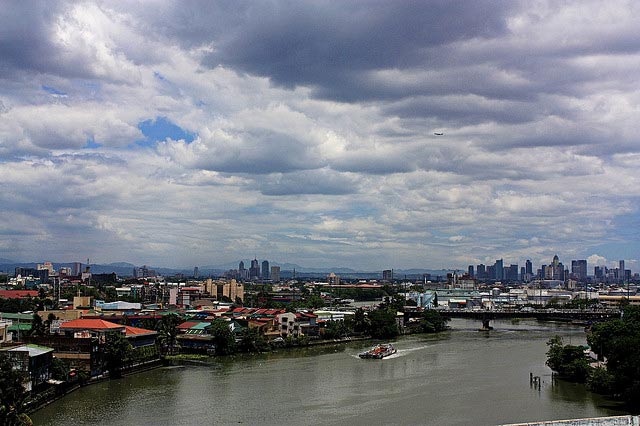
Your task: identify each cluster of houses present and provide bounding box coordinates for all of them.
[0,289,356,394]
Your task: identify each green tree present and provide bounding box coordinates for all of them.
[587,305,640,402]
[546,336,590,382]
[238,327,268,353]
[104,333,133,379]
[352,308,370,334]
[368,308,399,339]
[419,310,449,333]
[44,313,57,335]
[0,353,31,426]
[208,321,236,355]
[323,320,349,339]
[28,313,45,337]
[156,314,181,355]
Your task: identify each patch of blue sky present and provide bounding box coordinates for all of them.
[83,137,102,149]
[42,85,67,97]
[134,116,196,148]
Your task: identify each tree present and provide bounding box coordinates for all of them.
[156,314,181,355]
[419,310,449,333]
[28,313,45,337]
[368,308,399,339]
[323,320,349,339]
[587,305,640,402]
[352,308,370,334]
[208,321,236,355]
[546,336,590,382]
[238,327,268,353]
[44,313,57,335]
[0,353,31,426]
[104,333,133,379]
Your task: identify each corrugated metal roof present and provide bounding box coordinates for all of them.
[7,344,54,357]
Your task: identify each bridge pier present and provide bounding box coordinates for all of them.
[480,314,494,331]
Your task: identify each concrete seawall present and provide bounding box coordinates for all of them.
[503,416,639,426]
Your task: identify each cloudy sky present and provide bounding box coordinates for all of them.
[1,1,639,272]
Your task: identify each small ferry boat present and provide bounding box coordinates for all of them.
[358,343,397,359]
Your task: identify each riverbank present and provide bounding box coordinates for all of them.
[27,358,163,415]
[31,319,624,426]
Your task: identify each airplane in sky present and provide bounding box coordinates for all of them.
[434,132,444,136]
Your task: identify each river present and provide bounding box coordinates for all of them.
[31,319,625,425]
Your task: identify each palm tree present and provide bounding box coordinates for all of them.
[156,314,181,355]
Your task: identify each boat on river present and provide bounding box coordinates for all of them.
[358,343,396,359]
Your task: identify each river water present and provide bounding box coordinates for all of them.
[31,319,625,426]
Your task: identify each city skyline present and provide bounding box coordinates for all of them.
[1,2,640,271]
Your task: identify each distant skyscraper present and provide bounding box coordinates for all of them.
[261,260,270,279]
[476,264,486,280]
[249,258,260,280]
[495,259,504,281]
[382,269,393,281]
[525,260,533,275]
[270,266,281,282]
[193,267,199,279]
[619,260,625,283]
[72,262,83,276]
[507,264,518,281]
[571,260,587,281]
[468,265,474,278]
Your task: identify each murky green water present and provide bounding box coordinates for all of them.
[31,319,624,425]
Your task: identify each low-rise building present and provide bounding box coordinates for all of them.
[1,344,54,391]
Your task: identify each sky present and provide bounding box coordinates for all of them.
[0,1,639,272]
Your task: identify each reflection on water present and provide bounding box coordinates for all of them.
[31,319,625,426]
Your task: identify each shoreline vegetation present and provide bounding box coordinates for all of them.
[545,304,640,412]
[1,305,450,424]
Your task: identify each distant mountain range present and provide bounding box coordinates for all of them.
[0,259,454,279]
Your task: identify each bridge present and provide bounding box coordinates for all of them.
[405,308,621,330]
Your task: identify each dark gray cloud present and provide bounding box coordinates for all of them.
[257,169,359,196]
[199,1,515,98]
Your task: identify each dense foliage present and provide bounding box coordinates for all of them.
[0,354,31,426]
[545,336,590,382]
[208,321,236,355]
[587,305,640,403]
[367,308,399,339]
[418,310,450,333]
[104,333,133,379]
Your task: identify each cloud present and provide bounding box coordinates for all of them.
[1,1,640,271]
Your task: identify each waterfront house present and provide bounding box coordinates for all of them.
[1,344,54,392]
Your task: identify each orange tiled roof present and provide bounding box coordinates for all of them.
[0,290,39,299]
[60,319,124,330]
[124,325,157,336]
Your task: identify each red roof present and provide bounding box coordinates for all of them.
[60,319,124,330]
[177,321,199,330]
[0,290,39,299]
[125,326,157,336]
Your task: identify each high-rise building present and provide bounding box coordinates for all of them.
[270,266,281,282]
[571,260,587,281]
[507,264,518,281]
[468,265,474,278]
[72,262,83,276]
[249,258,260,280]
[476,264,486,280]
[525,260,533,275]
[619,260,625,283]
[261,260,270,279]
[193,267,199,279]
[382,269,393,281]
[328,272,340,285]
[495,259,504,281]
[487,265,496,280]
